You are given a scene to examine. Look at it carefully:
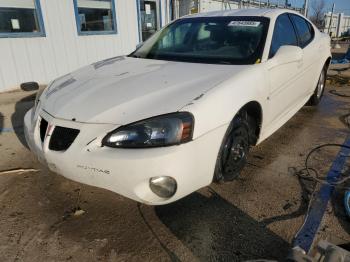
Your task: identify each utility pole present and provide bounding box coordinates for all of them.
[165,0,169,23]
[222,0,231,10]
[328,3,335,36]
[259,0,261,8]
[304,0,308,16]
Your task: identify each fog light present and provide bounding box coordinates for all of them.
[149,176,177,198]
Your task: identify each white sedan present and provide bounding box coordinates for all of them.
[24,9,331,205]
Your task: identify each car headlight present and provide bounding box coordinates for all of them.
[102,112,194,148]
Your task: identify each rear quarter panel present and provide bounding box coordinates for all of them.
[308,26,332,95]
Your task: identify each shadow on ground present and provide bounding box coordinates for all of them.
[11,93,36,148]
[155,191,290,261]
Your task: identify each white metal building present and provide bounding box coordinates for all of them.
[323,12,350,37]
[173,0,302,19]
[0,0,171,93]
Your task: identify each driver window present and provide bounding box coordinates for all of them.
[159,23,191,49]
[269,14,298,58]
[197,24,211,40]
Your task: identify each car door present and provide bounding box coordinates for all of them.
[266,13,302,127]
[289,14,320,97]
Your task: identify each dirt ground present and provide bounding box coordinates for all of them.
[0,67,350,261]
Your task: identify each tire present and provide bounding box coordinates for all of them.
[307,67,326,106]
[214,111,256,182]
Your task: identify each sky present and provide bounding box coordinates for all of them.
[323,0,350,14]
[263,0,350,15]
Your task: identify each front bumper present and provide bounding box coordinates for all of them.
[24,109,228,205]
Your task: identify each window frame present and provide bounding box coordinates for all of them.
[268,13,299,58]
[288,13,315,49]
[136,0,163,42]
[0,0,46,38]
[73,0,118,36]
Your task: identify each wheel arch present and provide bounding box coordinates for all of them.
[239,101,263,146]
[325,56,331,70]
[213,100,263,182]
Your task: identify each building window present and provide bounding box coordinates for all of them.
[0,0,45,38]
[73,0,117,35]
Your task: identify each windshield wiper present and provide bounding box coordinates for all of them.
[216,61,233,65]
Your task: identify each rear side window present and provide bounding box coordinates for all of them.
[269,14,298,58]
[289,14,314,48]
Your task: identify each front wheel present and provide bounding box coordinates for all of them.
[214,111,255,182]
[307,67,326,106]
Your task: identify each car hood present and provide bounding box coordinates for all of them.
[41,56,248,125]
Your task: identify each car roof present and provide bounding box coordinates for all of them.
[183,8,302,19]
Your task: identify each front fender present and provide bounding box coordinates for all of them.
[181,64,269,140]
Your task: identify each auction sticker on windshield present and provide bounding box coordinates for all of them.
[228,21,261,27]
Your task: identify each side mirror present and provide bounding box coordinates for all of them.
[20,82,39,91]
[269,45,303,68]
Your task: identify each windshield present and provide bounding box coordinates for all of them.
[130,16,270,65]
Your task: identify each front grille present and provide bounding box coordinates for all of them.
[49,126,80,151]
[39,118,48,142]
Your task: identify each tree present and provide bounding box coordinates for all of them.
[309,0,326,29]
